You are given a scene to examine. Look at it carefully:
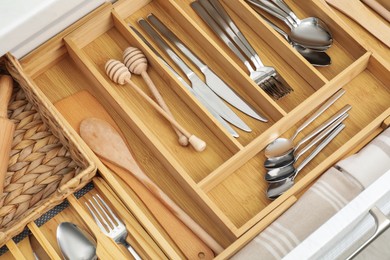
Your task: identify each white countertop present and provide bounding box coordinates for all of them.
[0,0,106,58]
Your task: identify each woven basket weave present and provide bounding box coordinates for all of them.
[0,54,96,246]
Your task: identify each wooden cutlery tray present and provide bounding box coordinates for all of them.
[2,0,390,258]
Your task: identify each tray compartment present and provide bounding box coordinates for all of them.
[200,54,390,235]
[114,0,290,143]
[222,0,368,81]
[167,0,327,112]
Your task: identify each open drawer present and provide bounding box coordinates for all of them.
[2,0,390,258]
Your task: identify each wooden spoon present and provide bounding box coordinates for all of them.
[80,117,223,254]
[54,90,216,259]
[326,0,390,47]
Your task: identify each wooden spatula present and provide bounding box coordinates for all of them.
[0,75,15,195]
[325,0,390,47]
[54,90,215,259]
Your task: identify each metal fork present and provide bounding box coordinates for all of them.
[86,194,142,260]
[192,0,293,99]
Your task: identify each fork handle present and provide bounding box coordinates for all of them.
[191,1,254,72]
[123,241,142,260]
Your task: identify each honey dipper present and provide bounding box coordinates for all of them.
[123,47,189,147]
[105,59,206,152]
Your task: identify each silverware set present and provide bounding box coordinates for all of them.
[135,14,270,137]
[245,0,333,65]
[191,0,293,99]
[263,89,351,199]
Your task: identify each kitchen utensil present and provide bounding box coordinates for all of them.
[265,89,345,158]
[54,91,214,259]
[326,0,390,48]
[376,0,390,10]
[105,59,206,152]
[122,47,188,146]
[56,222,97,260]
[130,25,239,138]
[264,104,351,168]
[267,123,345,199]
[256,11,332,66]
[361,0,390,22]
[265,113,347,182]
[79,117,223,253]
[192,1,292,100]
[246,0,333,50]
[86,194,141,260]
[138,18,252,132]
[147,14,267,121]
[264,110,348,171]
[0,75,15,195]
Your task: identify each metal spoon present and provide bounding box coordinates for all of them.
[57,222,97,260]
[265,89,345,158]
[264,105,351,169]
[265,113,346,182]
[245,0,333,50]
[256,12,331,67]
[266,123,345,200]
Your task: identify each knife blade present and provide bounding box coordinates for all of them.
[147,14,268,122]
[138,18,252,132]
[130,25,239,137]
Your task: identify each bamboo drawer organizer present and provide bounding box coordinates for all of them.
[3,0,390,258]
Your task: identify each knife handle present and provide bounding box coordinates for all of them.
[0,75,13,118]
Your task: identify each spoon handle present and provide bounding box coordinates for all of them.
[271,0,300,24]
[292,88,345,140]
[245,0,296,28]
[295,104,351,150]
[295,123,345,175]
[295,112,347,161]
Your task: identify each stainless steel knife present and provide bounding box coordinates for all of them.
[147,14,268,122]
[130,26,239,137]
[138,18,252,132]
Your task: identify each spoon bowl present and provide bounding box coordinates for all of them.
[264,111,348,172]
[57,222,97,260]
[266,123,345,199]
[264,89,345,158]
[290,18,333,51]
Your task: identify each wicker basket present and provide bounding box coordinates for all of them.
[0,53,96,246]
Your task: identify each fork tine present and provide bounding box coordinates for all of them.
[85,201,108,234]
[93,196,116,229]
[89,197,113,232]
[96,194,123,225]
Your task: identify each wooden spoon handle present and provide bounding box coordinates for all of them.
[326,0,390,47]
[361,0,390,22]
[0,75,13,118]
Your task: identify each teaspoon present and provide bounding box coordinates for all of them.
[266,123,345,200]
[265,113,347,182]
[246,0,333,50]
[265,89,345,158]
[57,222,97,260]
[256,12,331,66]
[264,105,351,169]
